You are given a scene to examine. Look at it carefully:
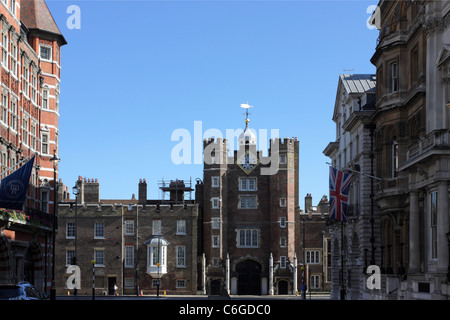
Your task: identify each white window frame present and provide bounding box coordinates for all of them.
[1,32,7,68]
[310,275,320,289]
[239,177,257,191]
[279,154,286,164]
[176,279,186,288]
[237,229,258,248]
[42,89,49,109]
[30,73,37,103]
[211,176,219,188]
[125,246,134,268]
[280,198,287,207]
[125,220,134,235]
[22,65,29,97]
[66,250,75,266]
[239,195,257,209]
[152,220,162,235]
[94,249,104,266]
[280,217,286,228]
[280,256,287,268]
[212,235,220,248]
[211,218,220,229]
[66,222,75,239]
[41,133,49,154]
[10,98,17,131]
[390,61,398,93]
[211,197,220,209]
[306,250,320,264]
[176,246,186,267]
[1,91,7,124]
[10,42,16,77]
[176,220,186,235]
[147,243,168,274]
[280,237,286,248]
[22,115,28,146]
[40,45,52,62]
[94,222,105,239]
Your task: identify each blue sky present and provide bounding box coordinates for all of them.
[47,0,378,206]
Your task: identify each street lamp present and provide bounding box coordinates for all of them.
[91,260,96,300]
[72,183,80,295]
[446,232,450,282]
[49,151,60,300]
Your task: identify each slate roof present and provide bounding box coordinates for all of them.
[340,74,376,94]
[21,0,67,44]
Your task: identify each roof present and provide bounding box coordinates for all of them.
[21,0,67,45]
[340,74,376,94]
[332,74,376,121]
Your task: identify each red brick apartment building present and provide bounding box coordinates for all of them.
[0,0,66,296]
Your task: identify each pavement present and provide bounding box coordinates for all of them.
[56,292,330,300]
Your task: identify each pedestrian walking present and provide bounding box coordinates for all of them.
[301,283,306,300]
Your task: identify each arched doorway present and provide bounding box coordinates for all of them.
[210,279,221,295]
[236,260,261,295]
[24,241,43,287]
[278,280,288,294]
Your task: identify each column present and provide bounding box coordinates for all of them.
[293,253,298,294]
[225,253,230,294]
[202,254,206,294]
[437,182,449,272]
[269,253,274,295]
[409,191,420,273]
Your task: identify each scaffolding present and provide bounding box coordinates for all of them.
[158,177,193,204]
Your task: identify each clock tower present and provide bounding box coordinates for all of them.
[200,104,300,296]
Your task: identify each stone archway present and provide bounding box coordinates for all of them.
[277,280,288,295]
[210,279,221,295]
[236,260,261,295]
[24,241,43,289]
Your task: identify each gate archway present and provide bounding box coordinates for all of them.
[236,260,261,295]
[278,280,288,294]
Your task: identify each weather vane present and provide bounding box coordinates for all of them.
[240,102,253,124]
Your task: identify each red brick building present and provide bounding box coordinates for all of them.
[196,114,301,295]
[0,0,66,296]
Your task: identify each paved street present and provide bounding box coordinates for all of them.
[56,293,330,300]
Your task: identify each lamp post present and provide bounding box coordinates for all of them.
[446,232,450,282]
[72,183,79,295]
[157,237,161,297]
[49,151,60,300]
[92,260,96,300]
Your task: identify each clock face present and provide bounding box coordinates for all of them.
[236,151,259,174]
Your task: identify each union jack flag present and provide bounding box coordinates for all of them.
[329,166,352,223]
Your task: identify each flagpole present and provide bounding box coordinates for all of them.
[340,220,345,300]
[0,152,38,180]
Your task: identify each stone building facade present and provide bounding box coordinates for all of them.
[323,74,379,300]
[56,177,199,296]
[324,0,450,300]
[196,114,301,295]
